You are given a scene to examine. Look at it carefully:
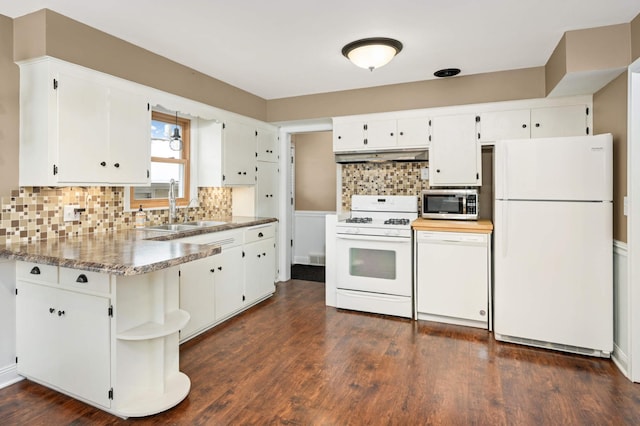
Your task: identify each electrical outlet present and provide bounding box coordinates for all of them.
[63,204,81,222]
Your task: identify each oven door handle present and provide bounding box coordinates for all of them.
[336,234,409,243]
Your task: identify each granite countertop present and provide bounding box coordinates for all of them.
[0,216,277,276]
[412,218,493,234]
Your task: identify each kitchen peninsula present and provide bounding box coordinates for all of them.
[0,216,276,418]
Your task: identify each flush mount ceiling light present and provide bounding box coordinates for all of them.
[434,68,461,78]
[342,37,403,71]
[169,111,182,151]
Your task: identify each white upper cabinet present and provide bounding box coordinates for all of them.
[333,116,429,152]
[222,121,257,185]
[256,127,279,162]
[18,57,150,186]
[256,161,279,218]
[530,105,589,138]
[429,114,481,187]
[397,117,431,147]
[478,104,589,142]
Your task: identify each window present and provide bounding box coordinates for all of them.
[131,111,191,209]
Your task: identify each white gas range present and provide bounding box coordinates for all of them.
[335,195,418,318]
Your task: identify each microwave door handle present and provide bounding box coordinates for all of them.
[462,195,467,214]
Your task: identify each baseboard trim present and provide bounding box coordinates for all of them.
[612,343,630,378]
[0,364,23,389]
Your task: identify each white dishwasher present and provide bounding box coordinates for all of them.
[415,230,491,329]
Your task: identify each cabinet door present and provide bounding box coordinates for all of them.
[256,161,279,218]
[397,117,430,147]
[56,71,110,183]
[366,119,397,149]
[215,246,245,320]
[223,121,257,185]
[333,121,366,151]
[256,128,278,162]
[16,282,111,408]
[55,288,111,408]
[478,109,530,142]
[16,282,59,387]
[179,256,216,340]
[417,236,488,322]
[531,105,588,138]
[429,114,481,186]
[244,239,276,304]
[108,87,151,184]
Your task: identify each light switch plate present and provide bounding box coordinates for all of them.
[421,167,429,180]
[63,204,80,222]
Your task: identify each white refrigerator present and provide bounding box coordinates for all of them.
[493,133,613,357]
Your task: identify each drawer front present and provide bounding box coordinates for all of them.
[59,267,110,294]
[244,224,275,244]
[16,261,58,284]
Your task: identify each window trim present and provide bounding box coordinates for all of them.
[130,111,191,209]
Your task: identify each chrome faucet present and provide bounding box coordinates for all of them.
[168,178,177,223]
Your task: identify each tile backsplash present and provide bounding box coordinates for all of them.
[1,186,232,245]
[341,162,429,211]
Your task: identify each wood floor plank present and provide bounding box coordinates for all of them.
[1,280,640,425]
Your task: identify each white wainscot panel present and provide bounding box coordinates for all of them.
[294,211,334,265]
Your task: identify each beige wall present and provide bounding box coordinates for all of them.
[632,13,640,61]
[293,132,336,211]
[267,67,545,122]
[594,73,628,242]
[13,10,267,121]
[0,15,19,197]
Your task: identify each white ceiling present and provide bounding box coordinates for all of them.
[1,0,639,100]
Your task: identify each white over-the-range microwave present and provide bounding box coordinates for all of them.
[421,188,478,220]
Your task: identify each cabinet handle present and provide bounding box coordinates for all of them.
[258,232,264,238]
[49,308,55,314]
[76,274,88,283]
[58,310,65,317]
[30,266,41,275]
[100,161,107,167]
[114,163,120,168]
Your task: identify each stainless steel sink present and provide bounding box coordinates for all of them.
[182,220,227,227]
[145,223,199,232]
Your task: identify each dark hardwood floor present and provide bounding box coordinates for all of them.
[2,279,640,425]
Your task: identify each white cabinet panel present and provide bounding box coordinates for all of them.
[223,121,256,185]
[179,256,215,339]
[256,161,279,218]
[397,117,430,147]
[256,127,278,162]
[244,238,276,304]
[478,109,530,142]
[214,246,245,321]
[333,121,366,151]
[429,114,481,186]
[531,105,588,138]
[366,119,397,149]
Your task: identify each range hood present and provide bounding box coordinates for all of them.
[335,149,428,164]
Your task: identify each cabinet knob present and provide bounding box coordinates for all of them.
[364,139,368,145]
[238,171,242,175]
[257,254,261,258]
[49,308,55,314]
[76,274,88,283]
[218,266,222,271]
[114,163,120,168]
[522,124,527,128]
[436,169,441,173]
[480,310,486,316]
[58,310,65,317]
[30,266,41,275]
[390,132,394,136]
[210,269,215,273]
[100,161,107,167]
[262,252,266,256]
[258,232,264,238]
[400,132,404,136]
[535,123,540,128]
[338,136,342,139]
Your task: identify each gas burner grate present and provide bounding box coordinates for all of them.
[345,217,373,224]
[384,218,411,226]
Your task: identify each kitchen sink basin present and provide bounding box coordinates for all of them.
[145,223,199,232]
[182,220,227,227]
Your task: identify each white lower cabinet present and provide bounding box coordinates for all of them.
[177,224,276,343]
[415,231,491,329]
[16,281,111,408]
[15,261,190,418]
